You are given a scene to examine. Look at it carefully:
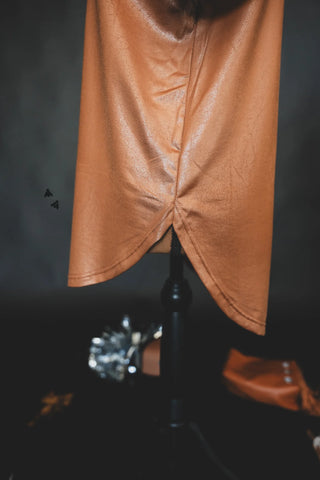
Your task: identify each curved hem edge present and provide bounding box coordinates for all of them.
[68,204,266,336]
[173,206,266,336]
[67,207,174,287]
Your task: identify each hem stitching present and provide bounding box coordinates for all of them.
[174,203,265,328]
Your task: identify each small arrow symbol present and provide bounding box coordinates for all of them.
[50,200,59,209]
[44,188,53,197]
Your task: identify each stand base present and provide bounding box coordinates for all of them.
[135,416,238,480]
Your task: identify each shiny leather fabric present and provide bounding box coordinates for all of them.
[68,0,285,335]
[222,348,320,416]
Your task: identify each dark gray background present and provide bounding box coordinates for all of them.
[1,0,319,341]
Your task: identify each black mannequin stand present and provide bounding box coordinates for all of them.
[139,227,238,480]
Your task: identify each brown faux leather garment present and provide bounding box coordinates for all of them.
[68,0,285,335]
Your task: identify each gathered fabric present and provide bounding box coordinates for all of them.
[68,0,285,335]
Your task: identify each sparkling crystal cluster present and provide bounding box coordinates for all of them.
[88,314,162,382]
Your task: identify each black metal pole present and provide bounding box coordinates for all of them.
[160,227,192,428]
[150,227,239,479]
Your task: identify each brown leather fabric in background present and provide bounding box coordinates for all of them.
[222,348,320,416]
[68,0,285,335]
